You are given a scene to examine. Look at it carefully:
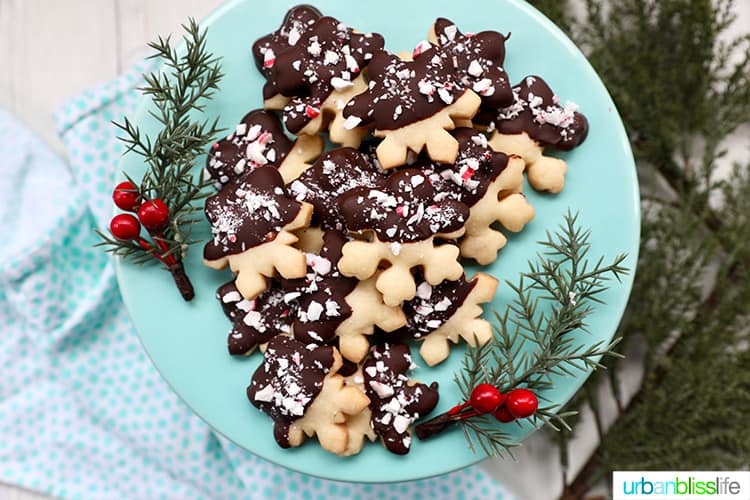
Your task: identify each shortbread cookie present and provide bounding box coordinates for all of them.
[363,343,439,454]
[428,18,513,110]
[283,231,406,362]
[422,128,535,264]
[216,280,296,355]
[252,5,323,109]
[289,147,385,231]
[272,16,384,146]
[482,76,589,193]
[206,109,323,187]
[341,368,377,456]
[203,167,313,300]
[247,336,370,455]
[343,48,481,168]
[337,169,469,305]
[397,273,498,366]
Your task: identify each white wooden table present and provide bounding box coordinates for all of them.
[1,1,747,499]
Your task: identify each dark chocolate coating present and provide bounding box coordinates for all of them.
[252,5,323,100]
[394,273,478,339]
[418,127,510,207]
[289,147,386,231]
[204,167,304,261]
[363,343,439,454]
[432,18,513,108]
[206,109,294,188]
[343,47,465,130]
[338,168,469,243]
[216,280,297,355]
[247,336,336,448]
[281,231,358,345]
[484,75,589,150]
[272,16,385,133]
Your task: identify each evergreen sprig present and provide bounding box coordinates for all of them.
[418,211,629,457]
[96,18,224,300]
[526,1,750,497]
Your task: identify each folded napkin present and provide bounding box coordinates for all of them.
[0,63,512,500]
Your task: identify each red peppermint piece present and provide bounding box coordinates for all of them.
[305,105,320,119]
[263,49,276,68]
[461,167,476,180]
[413,39,432,58]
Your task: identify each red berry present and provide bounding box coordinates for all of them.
[137,199,170,231]
[112,181,141,211]
[506,388,538,419]
[470,384,505,414]
[493,405,515,423]
[110,214,141,240]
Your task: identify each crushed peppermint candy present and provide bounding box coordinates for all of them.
[398,274,478,337]
[363,344,439,455]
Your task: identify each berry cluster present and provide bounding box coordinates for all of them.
[108,182,177,270]
[414,383,538,440]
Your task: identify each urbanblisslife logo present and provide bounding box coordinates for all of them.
[612,471,750,500]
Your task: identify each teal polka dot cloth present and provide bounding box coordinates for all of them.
[0,63,513,500]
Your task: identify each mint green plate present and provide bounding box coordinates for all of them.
[116,0,639,483]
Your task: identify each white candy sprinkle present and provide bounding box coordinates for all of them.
[472,78,492,93]
[222,291,241,303]
[418,80,435,96]
[393,414,410,434]
[342,115,362,130]
[253,384,275,402]
[306,301,324,321]
[416,282,432,300]
[243,310,266,332]
[434,297,452,311]
[236,299,254,312]
[390,242,402,256]
[308,40,321,56]
[235,123,247,136]
[323,50,340,66]
[307,254,332,275]
[246,124,262,141]
[369,380,395,398]
[471,134,488,147]
[290,180,308,197]
[331,76,354,91]
[344,54,359,72]
[443,24,458,42]
[437,87,454,105]
[325,299,341,317]
[467,60,484,77]
[233,158,246,175]
[246,140,269,166]
[288,27,301,46]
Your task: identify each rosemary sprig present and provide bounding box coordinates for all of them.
[417,210,629,456]
[96,18,224,300]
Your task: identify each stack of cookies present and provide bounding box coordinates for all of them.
[202,5,589,456]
